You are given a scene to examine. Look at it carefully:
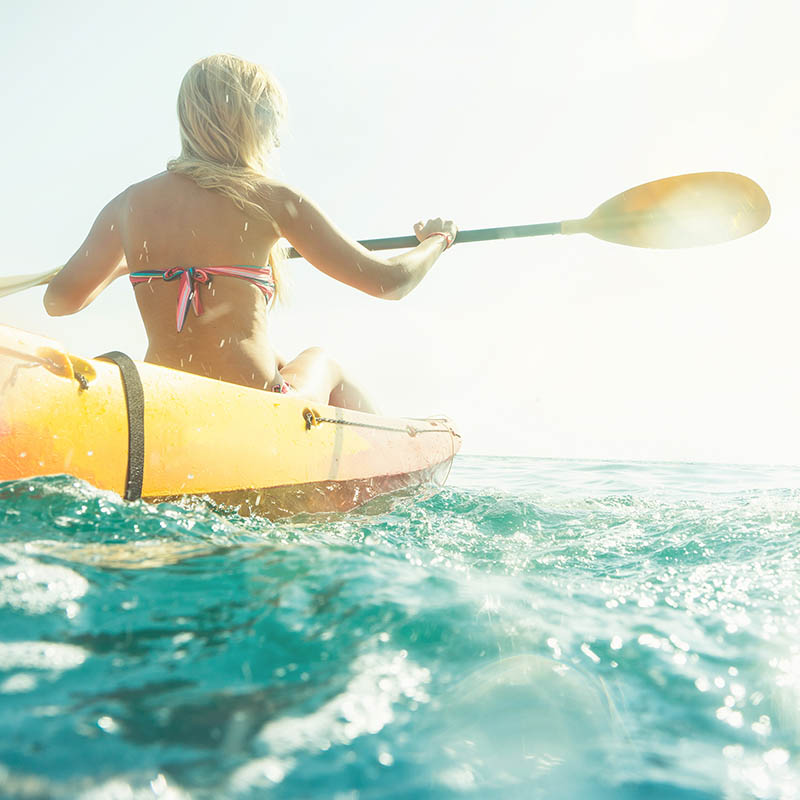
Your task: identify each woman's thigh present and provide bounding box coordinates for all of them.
[279,347,341,402]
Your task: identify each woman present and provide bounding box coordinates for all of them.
[43,54,457,414]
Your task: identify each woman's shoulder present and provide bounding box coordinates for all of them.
[112,172,168,208]
[255,177,295,203]
[253,179,310,224]
[125,171,187,195]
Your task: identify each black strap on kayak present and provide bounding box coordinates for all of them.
[97,351,145,502]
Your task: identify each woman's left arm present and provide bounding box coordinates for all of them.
[44,192,127,316]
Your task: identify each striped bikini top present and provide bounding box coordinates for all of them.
[129,265,276,332]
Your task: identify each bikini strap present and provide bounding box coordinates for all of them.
[129,265,276,332]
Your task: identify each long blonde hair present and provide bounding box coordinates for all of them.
[167,54,288,299]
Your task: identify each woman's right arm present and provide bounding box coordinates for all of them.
[264,183,456,300]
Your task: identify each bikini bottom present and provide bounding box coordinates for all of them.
[270,377,294,394]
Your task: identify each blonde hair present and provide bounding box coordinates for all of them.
[167,54,288,299]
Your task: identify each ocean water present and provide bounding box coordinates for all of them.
[1,455,800,799]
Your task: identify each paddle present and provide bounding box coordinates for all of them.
[0,266,64,299]
[0,172,770,298]
[288,171,770,257]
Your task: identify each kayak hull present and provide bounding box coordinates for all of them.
[0,325,460,516]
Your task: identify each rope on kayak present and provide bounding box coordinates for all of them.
[303,408,450,437]
[96,351,145,502]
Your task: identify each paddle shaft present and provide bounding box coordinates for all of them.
[286,172,770,257]
[0,171,769,295]
[288,221,562,258]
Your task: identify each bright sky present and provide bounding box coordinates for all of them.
[1,0,798,464]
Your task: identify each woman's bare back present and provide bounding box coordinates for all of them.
[45,168,456,408]
[121,172,283,388]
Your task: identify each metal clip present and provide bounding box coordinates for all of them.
[303,408,321,430]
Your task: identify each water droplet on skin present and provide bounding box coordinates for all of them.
[244,222,248,231]
[187,474,194,480]
[225,93,229,103]
[110,224,114,231]
[187,354,193,362]
[87,451,93,456]
[219,339,225,348]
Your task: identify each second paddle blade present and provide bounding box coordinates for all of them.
[562,172,771,249]
[0,266,63,299]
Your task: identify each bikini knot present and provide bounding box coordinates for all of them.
[163,266,212,288]
[165,267,213,332]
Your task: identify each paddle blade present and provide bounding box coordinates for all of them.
[0,266,62,299]
[562,172,770,249]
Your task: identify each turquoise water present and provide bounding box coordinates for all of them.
[2,456,800,799]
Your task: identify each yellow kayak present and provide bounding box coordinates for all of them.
[0,325,460,516]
